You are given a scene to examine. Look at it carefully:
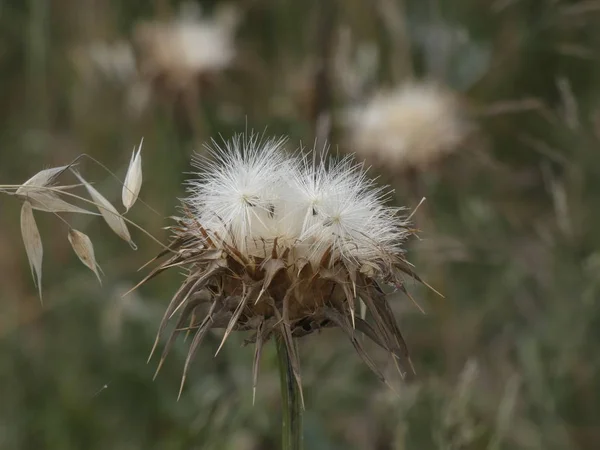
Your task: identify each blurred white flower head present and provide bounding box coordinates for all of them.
[134,3,239,90]
[346,82,469,169]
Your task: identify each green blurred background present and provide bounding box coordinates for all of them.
[1,0,600,448]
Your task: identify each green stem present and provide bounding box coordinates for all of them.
[276,337,303,450]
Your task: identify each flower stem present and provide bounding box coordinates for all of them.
[276,336,303,450]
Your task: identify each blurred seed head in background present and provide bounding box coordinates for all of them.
[345,82,471,171]
[134,3,239,92]
[72,2,240,116]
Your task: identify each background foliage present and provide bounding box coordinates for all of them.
[1,0,600,449]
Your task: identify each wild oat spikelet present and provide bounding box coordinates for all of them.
[346,82,469,170]
[7,156,141,299]
[143,133,429,396]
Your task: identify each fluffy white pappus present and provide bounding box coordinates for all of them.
[184,134,411,266]
[186,134,290,253]
[346,82,468,169]
[283,153,408,263]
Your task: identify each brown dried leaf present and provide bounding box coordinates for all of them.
[20,201,43,301]
[73,171,136,249]
[68,229,102,284]
[122,139,143,212]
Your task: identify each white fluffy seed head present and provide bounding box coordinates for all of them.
[346,82,469,169]
[184,134,410,268]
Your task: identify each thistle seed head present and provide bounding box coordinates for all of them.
[145,133,427,396]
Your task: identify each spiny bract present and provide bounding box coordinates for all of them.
[143,133,426,397]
